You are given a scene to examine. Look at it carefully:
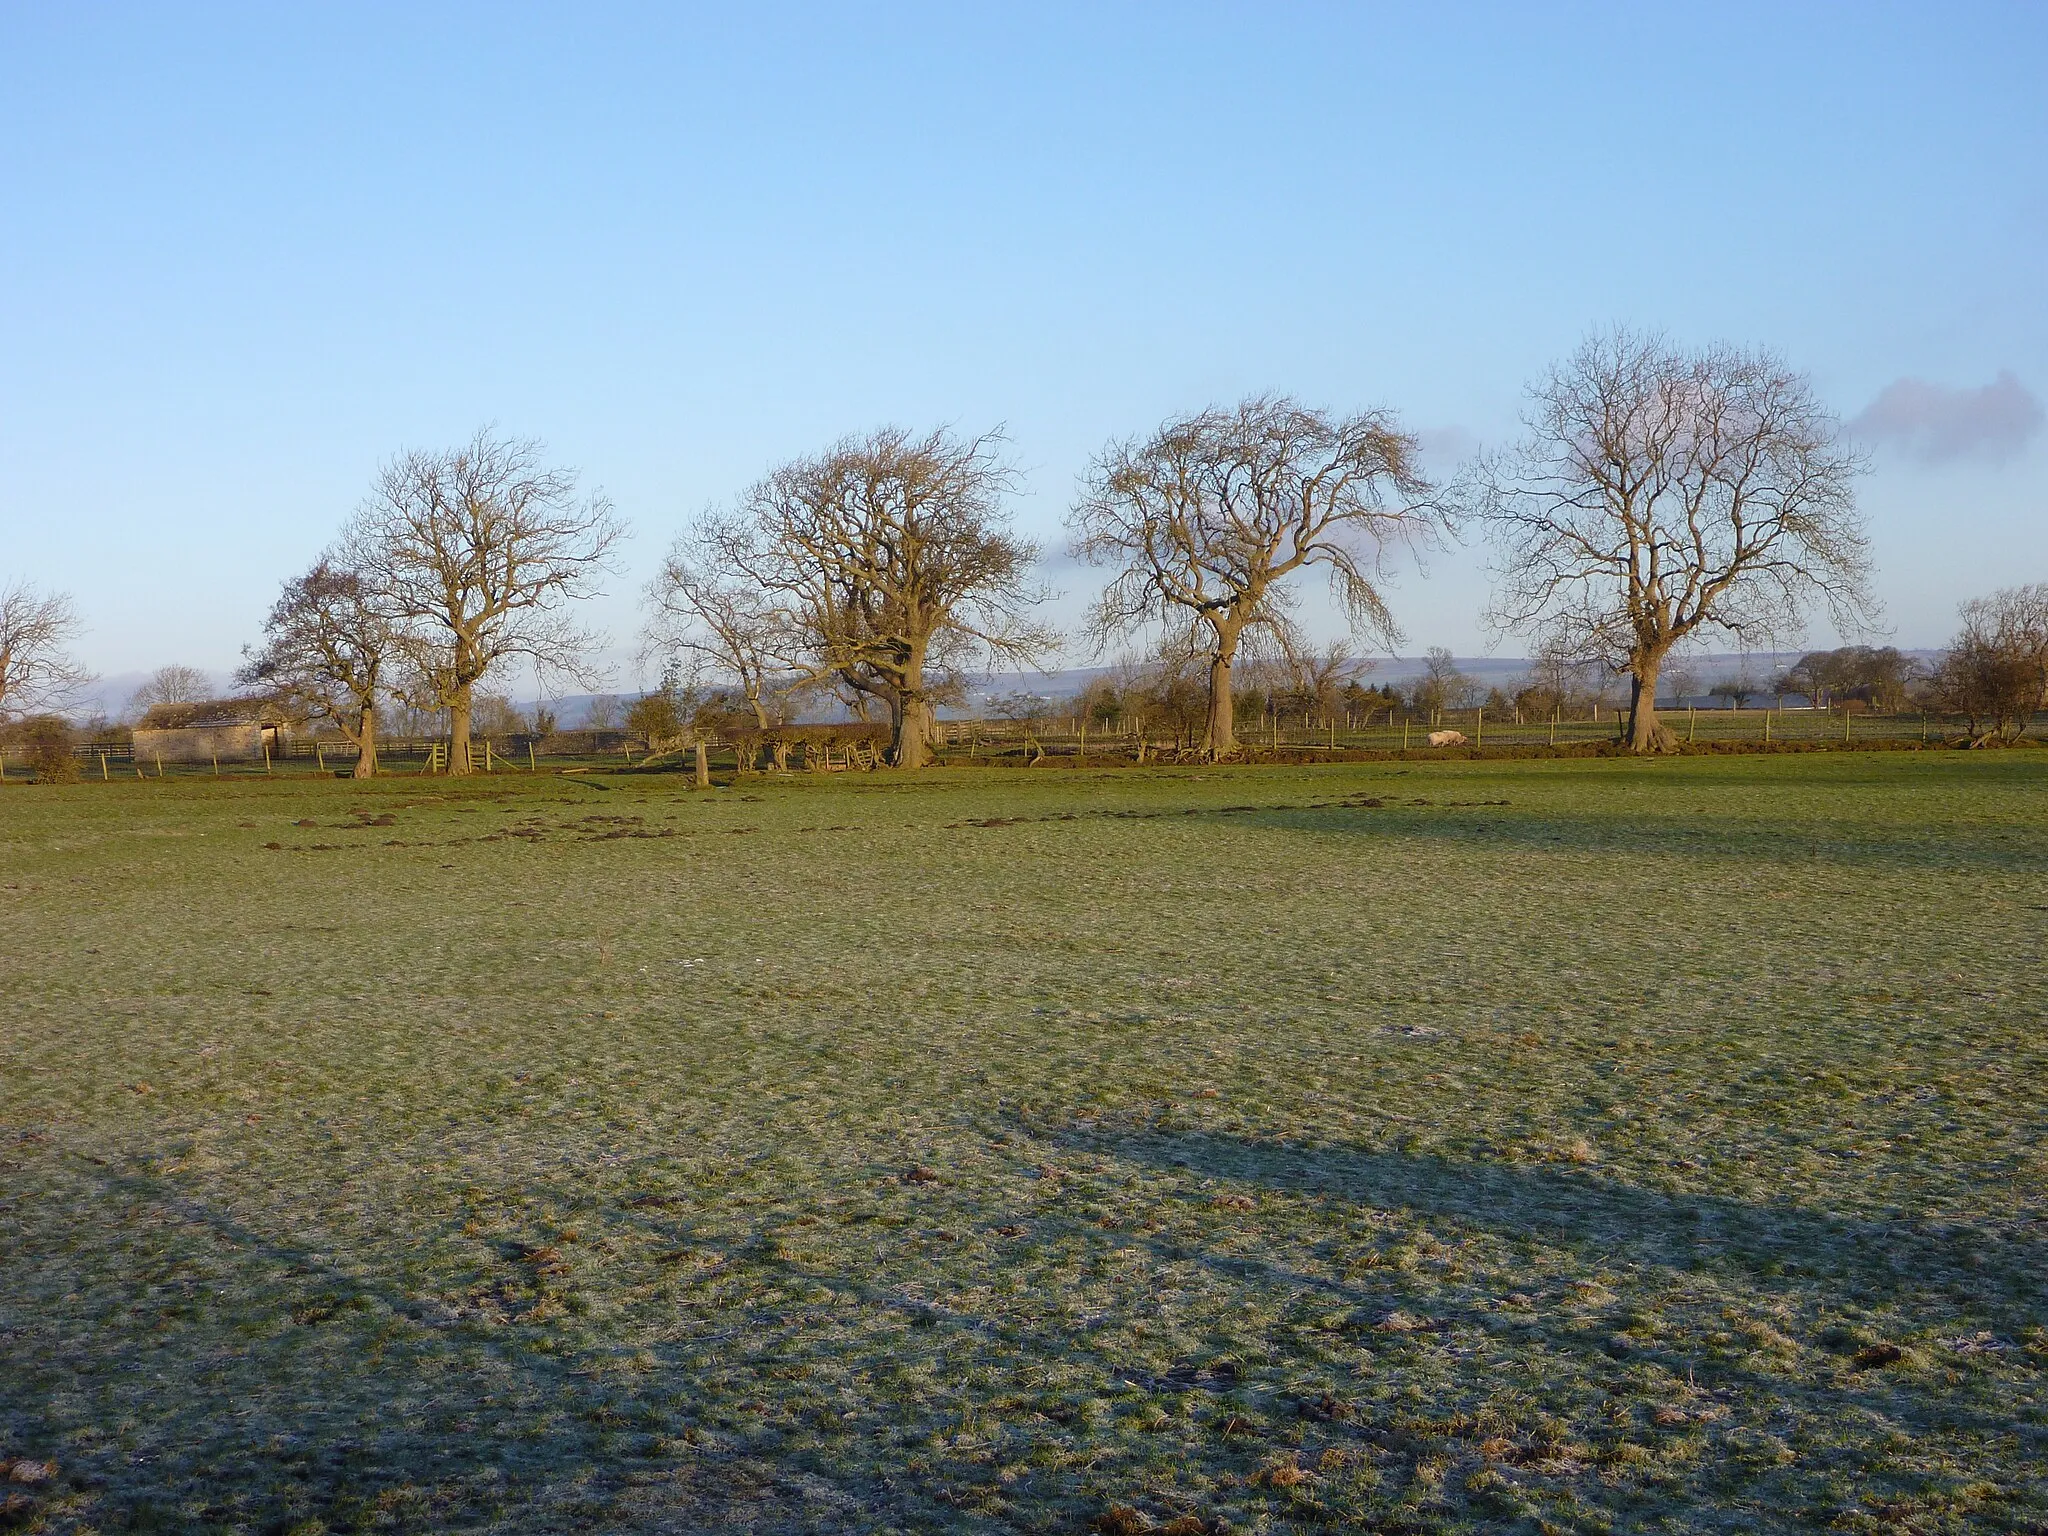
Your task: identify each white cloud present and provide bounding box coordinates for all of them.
[1849,370,2043,465]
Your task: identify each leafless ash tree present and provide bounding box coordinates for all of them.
[1930,583,2048,742]
[128,664,213,718]
[1069,395,1444,757]
[1276,641,1366,727]
[712,427,1053,769]
[348,430,625,775]
[1464,330,1873,752]
[1974,583,2048,711]
[237,559,394,777]
[1408,646,1475,723]
[644,518,802,745]
[0,582,93,722]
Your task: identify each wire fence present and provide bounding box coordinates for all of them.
[936,705,2043,760]
[4,706,2040,781]
[12,736,609,778]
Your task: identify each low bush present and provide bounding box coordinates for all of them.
[18,716,79,783]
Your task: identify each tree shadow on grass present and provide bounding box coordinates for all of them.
[1042,1123,2048,1319]
[0,1159,915,1536]
[1229,800,2048,877]
[13,1136,2046,1535]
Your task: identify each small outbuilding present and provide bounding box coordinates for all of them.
[131,698,287,765]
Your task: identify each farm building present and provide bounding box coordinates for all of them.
[130,697,288,765]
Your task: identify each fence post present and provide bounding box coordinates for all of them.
[316,742,325,773]
[1476,707,1483,747]
[211,753,219,776]
[100,752,109,780]
[263,743,272,774]
[1402,716,1410,751]
[529,741,538,772]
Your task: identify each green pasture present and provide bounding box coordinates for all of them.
[1,753,2044,1533]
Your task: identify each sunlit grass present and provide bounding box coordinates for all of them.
[2,752,2044,1532]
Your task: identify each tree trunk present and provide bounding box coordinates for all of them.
[448,690,474,775]
[1627,655,1678,753]
[895,696,932,768]
[353,703,379,779]
[1204,645,1238,758]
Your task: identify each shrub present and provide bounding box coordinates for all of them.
[19,716,79,783]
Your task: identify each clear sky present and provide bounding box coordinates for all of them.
[3,2,2043,697]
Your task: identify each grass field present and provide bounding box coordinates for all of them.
[2,753,2045,1534]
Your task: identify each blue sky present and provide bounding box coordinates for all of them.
[3,2,2043,694]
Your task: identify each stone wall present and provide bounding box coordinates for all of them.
[131,724,267,765]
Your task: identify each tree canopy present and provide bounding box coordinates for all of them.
[1069,395,1443,757]
[1464,330,1872,752]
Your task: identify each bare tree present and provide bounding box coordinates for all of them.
[1659,654,1702,709]
[1069,395,1443,757]
[348,430,625,774]
[991,689,1055,761]
[1778,645,1918,712]
[715,426,1053,768]
[1957,584,2047,711]
[1465,330,1873,752]
[1517,636,1600,720]
[1707,671,1764,709]
[470,693,529,738]
[1409,647,1474,724]
[644,519,799,740]
[623,671,697,756]
[237,559,394,777]
[1931,583,2048,741]
[0,583,93,722]
[128,663,212,718]
[1276,642,1364,726]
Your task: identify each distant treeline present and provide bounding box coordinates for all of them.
[5,331,2046,771]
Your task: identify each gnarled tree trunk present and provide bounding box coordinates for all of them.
[1627,654,1678,753]
[353,704,379,778]
[894,696,933,768]
[1204,618,1244,758]
[890,647,933,769]
[448,691,474,775]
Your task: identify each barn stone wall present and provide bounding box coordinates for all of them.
[132,724,267,765]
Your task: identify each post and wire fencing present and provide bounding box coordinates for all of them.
[1,705,2043,780]
[919,703,2047,764]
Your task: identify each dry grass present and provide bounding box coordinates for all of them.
[1,751,2044,1532]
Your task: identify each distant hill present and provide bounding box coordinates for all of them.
[61,650,1940,726]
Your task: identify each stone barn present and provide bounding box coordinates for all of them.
[131,698,285,765]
